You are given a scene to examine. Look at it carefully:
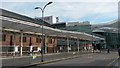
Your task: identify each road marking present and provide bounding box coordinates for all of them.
[105,57,119,68]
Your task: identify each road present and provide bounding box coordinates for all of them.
[39,52,119,67]
[1,51,91,66]
[2,51,119,68]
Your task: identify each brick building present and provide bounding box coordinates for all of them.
[0,8,104,56]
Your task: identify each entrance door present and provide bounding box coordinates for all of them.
[29,37,32,46]
[9,35,13,52]
[10,35,13,46]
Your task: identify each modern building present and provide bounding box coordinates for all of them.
[51,21,92,34]
[35,16,59,24]
[92,20,120,49]
[52,19,119,49]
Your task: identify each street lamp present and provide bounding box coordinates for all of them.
[35,1,53,62]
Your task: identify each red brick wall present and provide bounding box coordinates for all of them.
[2,33,10,46]
[22,35,30,47]
[15,34,20,46]
[2,31,58,53]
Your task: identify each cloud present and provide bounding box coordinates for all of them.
[46,2,118,22]
[2,0,120,2]
[1,2,118,24]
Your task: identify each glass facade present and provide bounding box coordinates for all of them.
[60,25,92,34]
[94,32,120,49]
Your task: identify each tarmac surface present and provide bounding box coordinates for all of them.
[1,51,91,67]
[1,51,120,68]
[41,52,119,67]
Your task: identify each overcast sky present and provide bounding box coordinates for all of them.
[1,0,119,24]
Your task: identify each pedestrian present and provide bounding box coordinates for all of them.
[107,48,110,53]
[39,50,42,55]
[92,42,95,53]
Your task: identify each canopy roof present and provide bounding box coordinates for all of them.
[1,15,104,41]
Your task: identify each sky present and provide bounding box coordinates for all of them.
[1,0,119,24]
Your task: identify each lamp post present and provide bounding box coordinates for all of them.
[35,1,53,62]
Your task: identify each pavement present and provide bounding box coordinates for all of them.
[1,51,92,67]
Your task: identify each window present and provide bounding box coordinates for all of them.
[48,38,52,44]
[23,37,26,42]
[19,36,26,42]
[19,36,21,42]
[53,39,55,43]
[33,47,37,51]
[40,38,41,43]
[2,34,6,41]
[36,37,41,43]
[36,38,38,43]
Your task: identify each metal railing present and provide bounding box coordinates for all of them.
[0,45,40,56]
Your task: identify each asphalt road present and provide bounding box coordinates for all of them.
[1,51,91,66]
[39,52,119,67]
[1,51,120,68]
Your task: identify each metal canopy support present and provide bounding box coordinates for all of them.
[20,30,23,56]
[67,37,69,53]
[77,39,80,52]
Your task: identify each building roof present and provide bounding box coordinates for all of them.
[1,8,104,41]
[92,19,119,33]
[1,8,50,26]
[66,21,91,27]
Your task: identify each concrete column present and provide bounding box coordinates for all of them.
[77,39,80,52]
[20,31,23,56]
[67,37,69,53]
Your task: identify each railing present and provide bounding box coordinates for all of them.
[0,44,94,56]
[0,45,40,56]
